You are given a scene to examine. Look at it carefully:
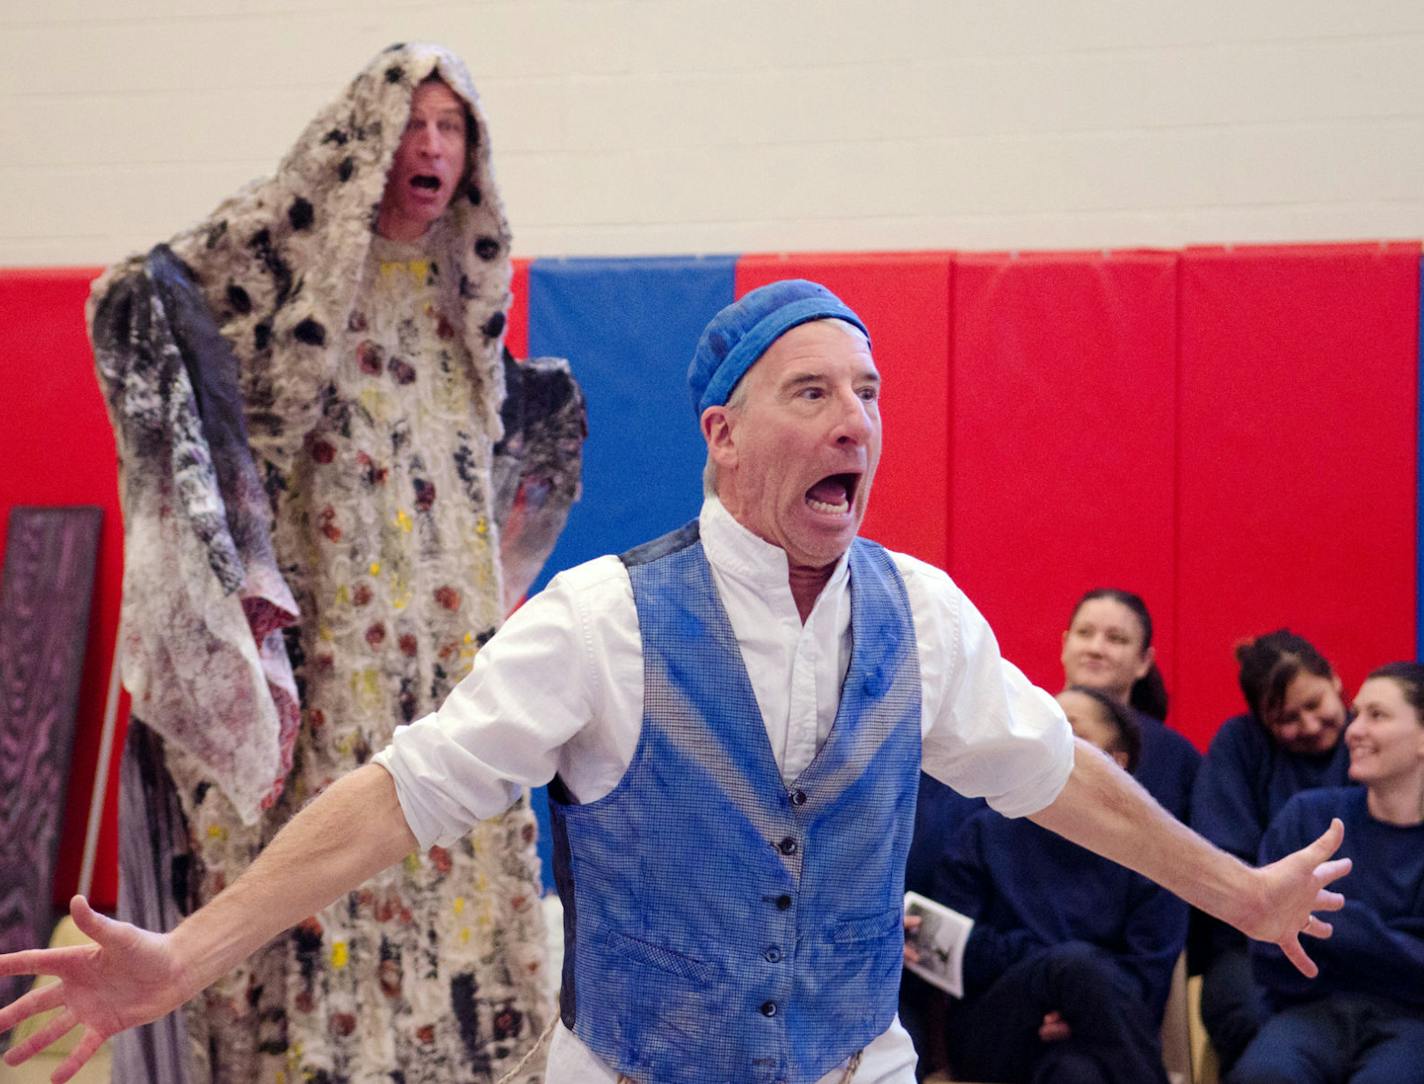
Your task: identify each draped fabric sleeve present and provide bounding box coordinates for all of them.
[88,250,300,824]
[490,350,588,613]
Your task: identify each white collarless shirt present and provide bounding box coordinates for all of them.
[375,496,1073,1082]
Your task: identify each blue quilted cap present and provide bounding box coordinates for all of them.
[688,279,870,416]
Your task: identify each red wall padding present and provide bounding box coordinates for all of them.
[507,257,530,360]
[1176,243,1418,740]
[0,268,125,912]
[0,244,1418,911]
[948,252,1182,728]
[736,253,954,571]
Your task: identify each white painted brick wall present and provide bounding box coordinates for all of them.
[2,1,1422,266]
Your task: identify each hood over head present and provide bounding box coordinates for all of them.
[94,42,514,442]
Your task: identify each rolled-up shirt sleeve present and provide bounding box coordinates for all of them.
[373,562,607,850]
[903,556,1074,818]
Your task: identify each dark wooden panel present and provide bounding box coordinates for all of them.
[0,505,102,1014]
[0,269,125,915]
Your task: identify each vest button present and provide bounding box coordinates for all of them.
[778,837,798,856]
[764,945,782,963]
[775,894,793,910]
[791,789,807,806]
[760,1000,778,1017]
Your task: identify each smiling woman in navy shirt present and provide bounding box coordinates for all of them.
[922,687,1189,1084]
[1059,588,1200,820]
[1190,630,1355,1069]
[1227,661,1424,1084]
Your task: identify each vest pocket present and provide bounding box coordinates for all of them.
[605,930,714,982]
[827,906,902,945]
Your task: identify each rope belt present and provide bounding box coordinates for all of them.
[493,1016,558,1084]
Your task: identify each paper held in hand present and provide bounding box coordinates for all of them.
[903,890,974,998]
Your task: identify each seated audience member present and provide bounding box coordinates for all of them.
[900,773,986,1076]
[914,687,1189,1084]
[1061,588,1200,819]
[906,774,985,899]
[1191,630,1354,1070]
[1228,662,1424,1084]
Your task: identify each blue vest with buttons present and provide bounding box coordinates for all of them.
[548,522,922,1084]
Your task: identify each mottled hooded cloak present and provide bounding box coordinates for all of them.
[91,43,583,1084]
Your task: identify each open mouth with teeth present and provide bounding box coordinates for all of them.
[411,174,442,192]
[805,472,860,515]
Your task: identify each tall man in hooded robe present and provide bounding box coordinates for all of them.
[86,43,584,1084]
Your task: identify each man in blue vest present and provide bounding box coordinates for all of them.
[0,281,1351,1084]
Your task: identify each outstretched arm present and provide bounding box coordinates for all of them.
[0,763,416,1083]
[1030,739,1350,978]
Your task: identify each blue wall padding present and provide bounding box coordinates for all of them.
[525,255,736,890]
[529,255,737,589]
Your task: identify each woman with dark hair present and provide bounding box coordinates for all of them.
[1060,588,1200,819]
[1190,630,1354,1070]
[1227,662,1424,1084]
[912,686,1187,1084]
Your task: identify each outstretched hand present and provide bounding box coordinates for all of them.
[0,896,193,1084]
[1240,817,1351,977]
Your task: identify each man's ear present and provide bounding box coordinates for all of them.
[701,405,737,471]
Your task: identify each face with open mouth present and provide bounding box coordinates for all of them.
[376,78,469,242]
[705,318,881,571]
